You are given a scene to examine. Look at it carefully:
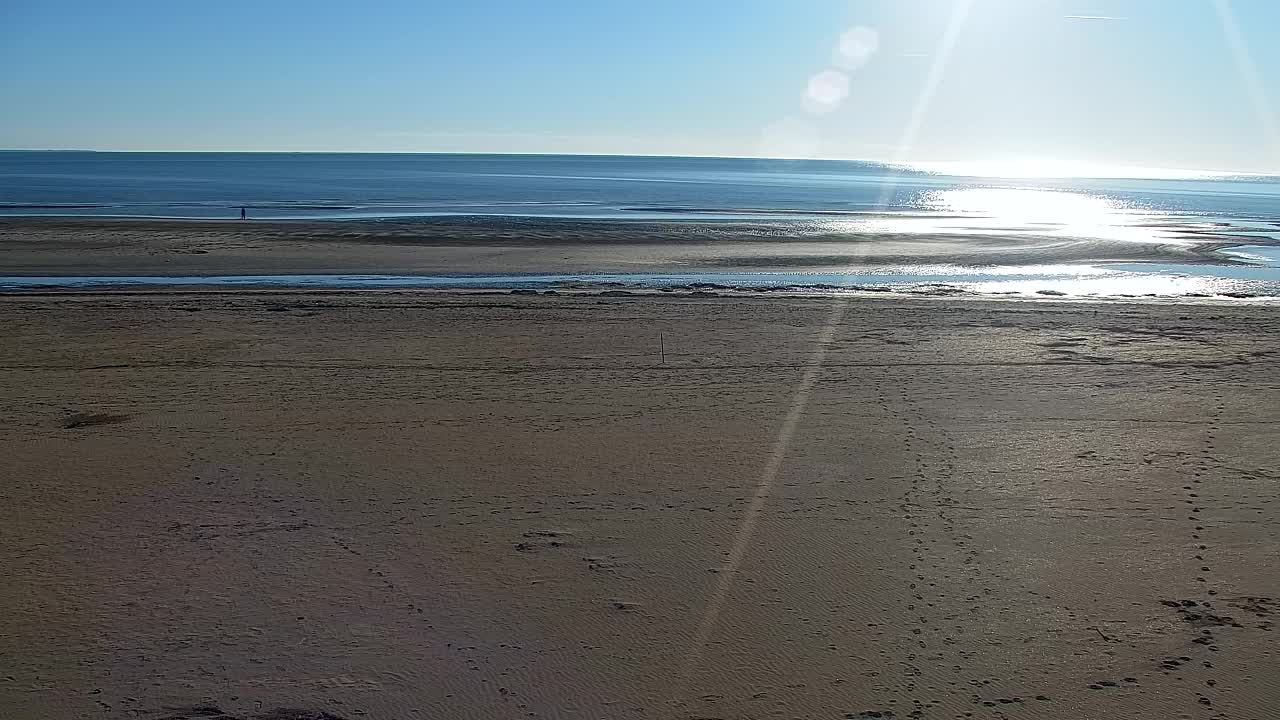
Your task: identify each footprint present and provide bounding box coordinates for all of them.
[61,412,130,429]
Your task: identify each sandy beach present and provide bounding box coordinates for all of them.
[0,218,1256,278]
[6,1,1280,717]
[2,290,1278,719]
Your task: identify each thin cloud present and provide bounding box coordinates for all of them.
[1064,15,1127,21]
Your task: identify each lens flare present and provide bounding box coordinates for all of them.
[803,70,850,114]
[834,26,879,70]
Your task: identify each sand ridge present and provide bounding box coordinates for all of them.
[0,217,1260,277]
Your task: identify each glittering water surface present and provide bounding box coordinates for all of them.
[4,153,1279,229]
[5,250,1279,300]
[5,154,1279,299]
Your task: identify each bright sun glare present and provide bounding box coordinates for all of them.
[917,187,1167,243]
[928,187,1130,220]
[906,158,1237,180]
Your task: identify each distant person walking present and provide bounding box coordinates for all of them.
[239,206,247,220]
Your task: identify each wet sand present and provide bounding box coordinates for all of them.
[0,217,1256,277]
[1,291,1278,719]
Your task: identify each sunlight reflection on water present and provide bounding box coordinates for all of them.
[963,273,1239,297]
[4,261,1278,299]
[790,188,1190,244]
[918,188,1166,243]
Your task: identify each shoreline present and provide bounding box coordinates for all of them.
[2,276,1279,303]
[0,215,1269,260]
[3,217,1279,299]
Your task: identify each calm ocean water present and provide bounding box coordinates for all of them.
[4,152,1280,298]
[3,151,1280,222]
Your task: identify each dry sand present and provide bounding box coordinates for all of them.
[1,291,1279,720]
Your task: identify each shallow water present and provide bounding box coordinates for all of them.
[5,250,1279,300]
[1222,245,1280,264]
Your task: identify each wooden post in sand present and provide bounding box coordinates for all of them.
[660,333,666,365]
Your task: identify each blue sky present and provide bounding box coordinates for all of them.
[2,0,1277,172]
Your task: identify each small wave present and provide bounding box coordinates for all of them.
[239,203,360,210]
[463,173,721,185]
[3,268,1277,300]
[0,203,115,209]
[616,206,917,217]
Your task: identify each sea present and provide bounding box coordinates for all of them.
[3,151,1279,298]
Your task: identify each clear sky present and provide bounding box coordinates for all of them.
[2,0,1278,172]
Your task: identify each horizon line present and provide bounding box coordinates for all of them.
[1,148,1273,179]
